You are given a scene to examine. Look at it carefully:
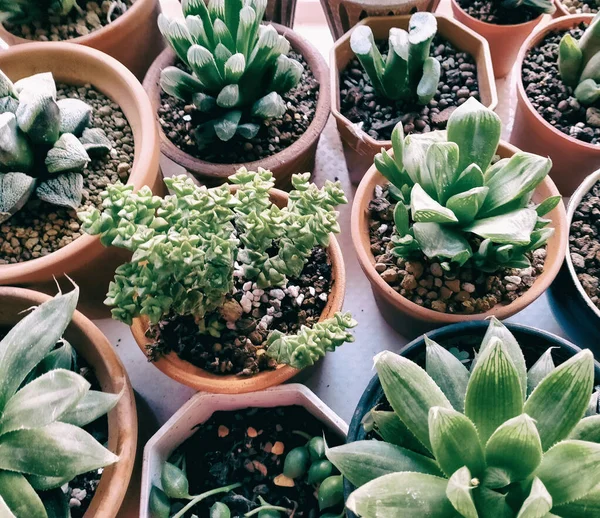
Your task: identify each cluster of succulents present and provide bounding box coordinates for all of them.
[0,69,111,223]
[350,12,441,105]
[500,0,556,14]
[158,0,303,146]
[375,97,559,272]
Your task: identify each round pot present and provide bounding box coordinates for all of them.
[0,0,164,80]
[0,42,164,317]
[130,186,347,394]
[344,321,600,517]
[143,23,330,190]
[451,0,543,79]
[351,140,568,338]
[511,14,600,196]
[0,286,137,518]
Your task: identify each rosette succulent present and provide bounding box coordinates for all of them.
[158,0,303,146]
[374,97,560,272]
[0,70,111,223]
[327,318,600,517]
[350,12,441,105]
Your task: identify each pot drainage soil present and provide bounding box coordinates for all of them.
[0,83,133,265]
[339,35,480,142]
[455,0,540,24]
[3,0,134,41]
[158,50,318,164]
[559,0,599,14]
[146,247,333,375]
[522,24,600,145]
[368,184,544,314]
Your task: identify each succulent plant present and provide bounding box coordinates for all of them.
[350,12,441,105]
[499,0,555,15]
[0,285,121,517]
[0,0,81,25]
[0,70,112,223]
[374,97,560,272]
[326,317,600,518]
[157,0,303,146]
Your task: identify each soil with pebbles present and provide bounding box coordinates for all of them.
[570,180,600,310]
[158,50,318,164]
[0,84,134,265]
[146,247,333,375]
[559,0,599,14]
[4,0,133,41]
[456,0,540,24]
[522,24,600,145]
[368,185,545,314]
[339,36,480,142]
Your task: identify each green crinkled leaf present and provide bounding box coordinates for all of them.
[212,110,241,141]
[527,348,556,397]
[369,410,430,455]
[568,415,600,442]
[14,72,56,99]
[413,222,472,265]
[411,183,458,223]
[516,478,553,518]
[252,92,286,119]
[79,127,112,158]
[402,131,447,193]
[464,208,538,246]
[0,172,35,223]
[45,134,90,174]
[446,467,478,518]
[236,123,260,139]
[57,98,92,136]
[36,173,84,210]
[0,471,47,518]
[0,113,34,172]
[446,186,489,225]
[553,487,600,517]
[59,389,121,428]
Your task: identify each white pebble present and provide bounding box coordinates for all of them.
[240,295,252,313]
[69,499,81,508]
[296,294,305,306]
[308,287,316,296]
[286,285,300,298]
[71,489,87,501]
[243,281,252,291]
[274,311,283,318]
[504,275,522,285]
[252,301,261,307]
[377,224,388,234]
[260,315,274,328]
[253,288,264,297]
[270,289,285,300]
[267,307,275,316]
[319,293,328,302]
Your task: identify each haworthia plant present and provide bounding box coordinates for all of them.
[374,97,560,272]
[327,317,600,518]
[0,285,121,517]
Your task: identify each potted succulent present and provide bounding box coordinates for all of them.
[0,284,137,517]
[451,0,555,79]
[511,13,600,195]
[330,318,600,517]
[143,0,330,189]
[80,168,355,393]
[330,13,497,182]
[0,42,162,314]
[0,0,163,80]
[351,97,567,337]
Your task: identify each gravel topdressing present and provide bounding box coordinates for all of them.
[559,0,599,14]
[456,0,540,24]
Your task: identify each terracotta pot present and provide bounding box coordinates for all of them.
[0,0,163,80]
[265,0,299,27]
[130,186,346,394]
[351,141,568,338]
[330,14,498,181]
[0,43,164,318]
[0,286,137,518]
[143,23,330,190]
[451,0,543,79]
[511,14,600,196]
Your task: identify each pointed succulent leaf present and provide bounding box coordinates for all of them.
[214,43,233,71]
[450,163,484,197]
[411,183,458,223]
[413,222,472,265]
[192,92,217,113]
[464,208,538,246]
[446,467,478,518]
[0,172,35,223]
[37,340,73,375]
[483,157,510,183]
[161,461,190,499]
[28,474,73,492]
[213,110,242,141]
[270,55,303,93]
[403,132,447,192]
[213,18,235,51]
[16,90,60,145]
[59,389,121,428]
[236,5,257,58]
[575,78,600,104]
[0,113,34,172]
[80,127,112,158]
[516,478,552,518]
[14,72,56,99]
[216,84,241,108]
[527,348,556,396]
[162,18,193,63]
[475,487,514,518]
[350,25,385,95]
[36,173,84,209]
[581,51,600,83]
[446,186,489,225]
[185,15,209,47]
[252,92,286,119]
[394,201,410,236]
[382,28,409,99]
[223,53,246,83]
[567,415,600,442]
[149,486,171,518]
[0,471,47,518]
[236,123,260,139]
[160,66,205,102]
[45,133,90,174]
[425,141,460,204]
[586,390,599,416]
[369,409,430,455]
[553,487,600,517]
[558,33,583,87]
[417,56,441,105]
[481,466,511,489]
[57,98,92,136]
[187,45,223,91]
[407,12,437,88]
[536,196,561,217]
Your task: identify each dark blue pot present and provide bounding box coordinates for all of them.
[343,321,600,516]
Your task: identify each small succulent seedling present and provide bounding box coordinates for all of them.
[158,0,303,146]
[326,317,600,517]
[498,0,555,15]
[0,285,121,516]
[0,70,112,223]
[374,97,559,272]
[350,12,441,105]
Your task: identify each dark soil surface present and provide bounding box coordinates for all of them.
[339,36,480,141]
[168,405,342,517]
[146,247,333,375]
[368,184,545,314]
[522,24,600,145]
[4,0,133,41]
[456,0,540,24]
[0,83,133,264]
[570,179,600,310]
[158,50,319,164]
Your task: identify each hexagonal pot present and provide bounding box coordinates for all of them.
[351,141,568,338]
[0,286,137,518]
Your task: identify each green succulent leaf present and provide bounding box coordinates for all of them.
[516,477,552,518]
[553,487,600,517]
[0,172,35,223]
[394,201,410,236]
[161,461,191,499]
[160,66,205,102]
[535,196,561,217]
[79,128,112,158]
[56,98,92,137]
[0,113,34,172]
[417,56,441,105]
[45,134,90,174]
[424,142,460,204]
[527,348,556,396]
[474,486,514,518]
[42,487,70,518]
[15,90,60,146]
[252,92,286,119]
[413,222,472,265]
[568,415,600,442]
[586,390,600,417]
[558,33,583,87]
[446,466,478,518]
[450,163,484,196]
[411,184,458,224]
[59,389,121,428]
[350,25,385,95]
[36,173,84,210]
[446,186,489,225]
[575,78,600,105]
[213,110,242,141]
[149,486,171,518]
[464,208,538,246]
[14,72,56,99]
[0,471,47,518]
[369,410,430,455]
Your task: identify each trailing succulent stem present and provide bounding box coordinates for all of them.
[350,12,441,105]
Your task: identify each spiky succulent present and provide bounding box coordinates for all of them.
[559,13,600,105]
[327,317,600,518]
[350,12,441,105]
[374,97,559,272]
[0,70,112,223]
[0,285,121,517]
[0,0,80,25]
[158,0,303,146]
[500,0,555,14]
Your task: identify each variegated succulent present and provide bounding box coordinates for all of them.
[0,285,121,517]
[0,70,112,223]
[158,0,303,146]
[327,318,600,518]
[375,97,559,272]
[350,12,441,105]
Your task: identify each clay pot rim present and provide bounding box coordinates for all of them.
[142,22,331,179]
[0,286,137,517]
[553,0,572,17]
[351,139,569,325]
[329,13,499,151]
[130,185,347,394]
[450,0,544,30]
[0,41,159,284]
[516,14,600,152]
